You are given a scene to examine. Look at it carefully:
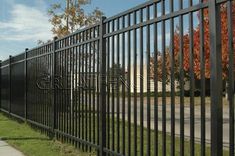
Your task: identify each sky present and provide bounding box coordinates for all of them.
[0,0,201,61]
[0,0,148,61]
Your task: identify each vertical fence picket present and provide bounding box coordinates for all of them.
[51,37,57,136]
[179,1,184,156]
[189,1,195,155]
[9,55,12,114]
[209,1,223,156]
[199,2,206,156]
[25,48,28,120]
[153,3,158,156]
[227,1,234,156]
[139,8,144,156]
[121,16,126,156]
[99,16,107,156]
[146,5,151,156]
[169,0,175,155]
[161,1,167,155]
[133,10,137,156]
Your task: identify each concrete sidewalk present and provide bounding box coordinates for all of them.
[0,140,24,156]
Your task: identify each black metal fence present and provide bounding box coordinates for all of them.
[0,0,234,156]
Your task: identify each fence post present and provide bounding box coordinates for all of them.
[99,16,107,156]
[9,55,12,114]
[24,48,28,120]
[51,36,57,136]
[209,1,223,156]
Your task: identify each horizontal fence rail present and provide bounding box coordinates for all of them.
[0,0,235,156]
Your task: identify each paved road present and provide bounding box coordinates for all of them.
[0,140,24,156]
[104,97,231,147]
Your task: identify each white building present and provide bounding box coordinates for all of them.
[129,64,180,93]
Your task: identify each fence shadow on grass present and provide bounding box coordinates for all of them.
[1,137,50,141]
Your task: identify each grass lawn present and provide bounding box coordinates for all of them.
[0,111,230,156]
[0,113,95,156]
[107,120,229,156]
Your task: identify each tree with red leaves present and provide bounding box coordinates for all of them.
[151,2,235,85]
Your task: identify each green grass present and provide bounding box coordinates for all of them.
[0,112,230,156]
[0,113,95,156]
[55,112,229,156]
[106,119,229,156]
